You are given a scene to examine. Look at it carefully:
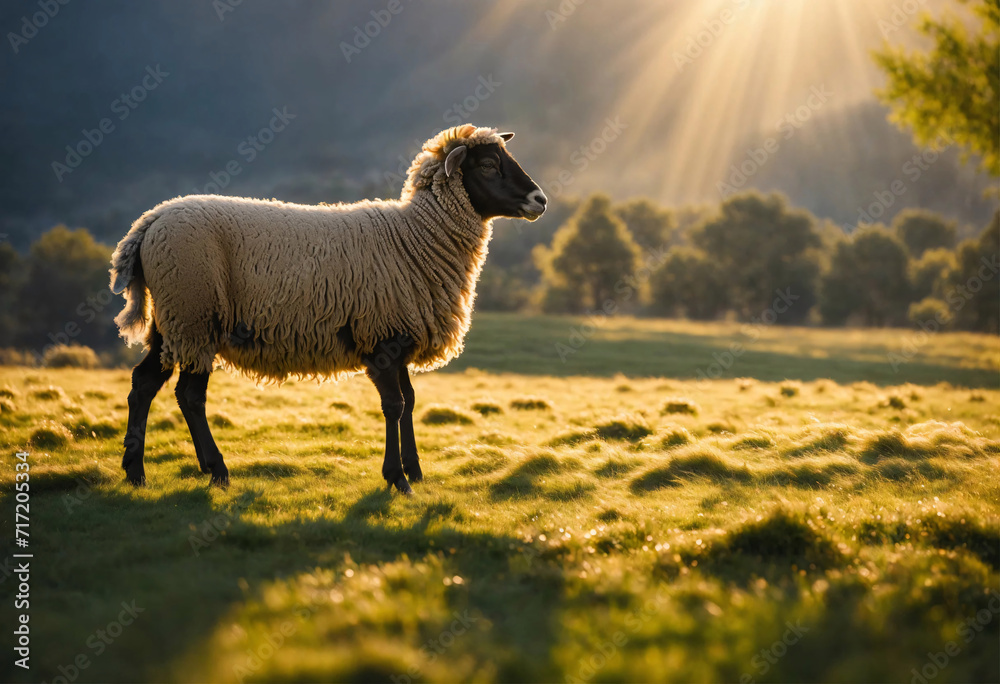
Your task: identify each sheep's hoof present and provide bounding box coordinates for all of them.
[125,471,146,487]
[210,465,230,488]
[404,464,423,484]
[390,476,413,495]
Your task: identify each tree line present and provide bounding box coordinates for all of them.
[483,191,999,334]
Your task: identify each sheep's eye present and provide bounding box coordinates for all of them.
[481,160,496,170]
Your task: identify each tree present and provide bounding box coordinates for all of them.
[690,192,821,323]
[534,194,641,314]
[613,198,674,249]
[874,0,1000,176]
[944,211,1000,332]
[909,247,956,301]
[0,242,24,347]
[819,225,913,326]
[892,208,958,257]
[14,226,116,355]
[648,247,727,320]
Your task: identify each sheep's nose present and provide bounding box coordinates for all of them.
[525,189,547,213]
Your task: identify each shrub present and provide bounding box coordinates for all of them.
[421,406,475,425]
[42,344,100,369]
[908,297,953,329]
[662,399,698,415]
[0,349,37,367]
[510,397,551,411]
[30,422,72,449]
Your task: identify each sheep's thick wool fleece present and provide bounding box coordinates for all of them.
[111,125,504,382]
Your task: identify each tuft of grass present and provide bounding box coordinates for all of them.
[660,427,692,450]
[779,382,800,398]
[329,400,354,412]
[662,398,698,415]
[471,401,503,416]
[421,405,475,425]
[969,392,986,403]
[0,398,15,414]
[31,385,66,401]
[594,416,652,442]
[594,456,643,479]
[30,422,72,449]
[705,422,735,435]
[736,378,755,391]
[210,413,236,429]
[546,429,596,447]
[859,430,927,463]
[632,452,750,491]
[786,427,850,457]
[72,418,119,440]
[732,433,774,450]
[696,508,845,579]
[0,386,18,400]
[510,397,551,411]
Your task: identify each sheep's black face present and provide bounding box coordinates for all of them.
[456,141,547,222]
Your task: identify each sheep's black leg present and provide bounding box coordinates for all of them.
[175,370,229,487]
[122,328,173,486]
[398,365,422,483]
[364,364,411,495]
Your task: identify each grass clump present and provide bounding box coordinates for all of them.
[662,399,698,415]
[210,413,236,428]
[786,427,850,457]
[594,415,652,442]
[510,397,551,411]
[859,430,928,463]
[31,385,66,401]
[632,452,750,492]
[594,456,643,479]
[779,382,800,398]
[546,429,596,447]
[732,433,774,450]
[471,401,503,416]
[72,417,119,439]
[0,386,18,400]
[421,405,475,425]
[660,427,692,450]
[329,400,353,412]
[0,398,15,414]
[696,508,844,580]
[30,422,72,449]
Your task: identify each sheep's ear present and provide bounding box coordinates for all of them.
[444,145,467,177]
[499,132,515,142]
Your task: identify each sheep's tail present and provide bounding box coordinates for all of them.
[109,210,159,347]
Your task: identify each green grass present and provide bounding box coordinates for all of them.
[0,315,998,683]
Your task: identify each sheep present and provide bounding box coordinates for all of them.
[109,124,547,493]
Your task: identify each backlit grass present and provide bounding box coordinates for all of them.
[0,316,997,683]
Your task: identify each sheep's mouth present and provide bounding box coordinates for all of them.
[519,208,543,221]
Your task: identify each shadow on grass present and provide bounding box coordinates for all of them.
[0,481,566,684]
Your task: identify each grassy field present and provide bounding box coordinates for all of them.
[0,314,998,683]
